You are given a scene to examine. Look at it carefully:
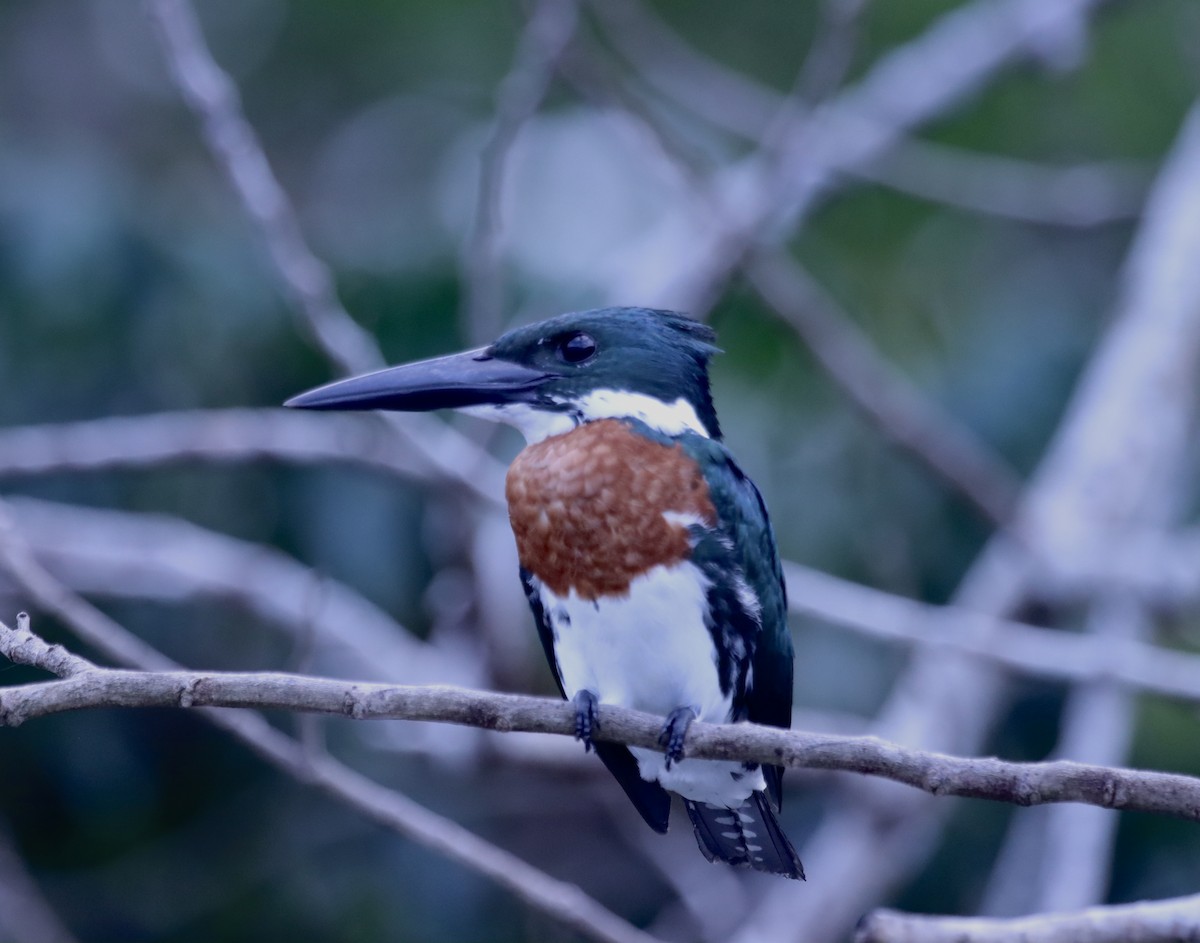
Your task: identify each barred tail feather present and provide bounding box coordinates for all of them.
[684,793,805,880]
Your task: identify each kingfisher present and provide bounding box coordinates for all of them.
[286,307,804,879]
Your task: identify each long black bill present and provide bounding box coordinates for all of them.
[284,348,558,413]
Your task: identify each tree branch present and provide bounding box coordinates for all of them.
[737,90,1200,943]
[855,143,1149,227]
[612,0,1117,313]
[0,410,507,502]
[783,563,1200,703]
[144,0,503,505]
[747,252,1023,525]
[1,497,480,691]
[3,625,1199,823]
[462,0,580,343]
[856,894,1200,943]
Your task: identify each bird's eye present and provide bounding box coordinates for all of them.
[556,332,597,364]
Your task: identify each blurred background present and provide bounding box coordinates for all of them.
[2,0,1200,940]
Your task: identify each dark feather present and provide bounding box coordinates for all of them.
[675,434,794,810]
[683,795,804,879]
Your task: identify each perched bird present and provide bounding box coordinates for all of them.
[286,307,804,879]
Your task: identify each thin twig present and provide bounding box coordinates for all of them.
[462,0,580,343]
[783,563,1200,703]
[3,663,1200,822]
[0,410,506,504]
[748,253,1022,525]
[1,497,480,689]
[856,893,1200,943]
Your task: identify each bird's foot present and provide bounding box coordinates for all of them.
[572,690,600,753]
[658,706,697,769]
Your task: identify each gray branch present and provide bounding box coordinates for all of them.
[144,0,503,505]
[0,409,505,499]
[462,0,580,342]
[748,253,1022,525]
[625,0,1117,314]
[738,89,1200,943]
[783,563,1200,703]
[856,894,1200,943]
[0,497,481,690]
[2,629,1199,823]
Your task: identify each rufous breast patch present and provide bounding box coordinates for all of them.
[505,419,717,600]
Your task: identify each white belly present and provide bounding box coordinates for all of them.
[537,561,763,807]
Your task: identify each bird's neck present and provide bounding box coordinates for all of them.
[463,389,714,444]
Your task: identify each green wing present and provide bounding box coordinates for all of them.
[678,433,794,808]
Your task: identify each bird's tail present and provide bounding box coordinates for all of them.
[683,792,805,880]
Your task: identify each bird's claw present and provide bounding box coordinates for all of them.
[658,706,697,769]
[573,690,600,753]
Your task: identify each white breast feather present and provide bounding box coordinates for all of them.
[536,561,763,807]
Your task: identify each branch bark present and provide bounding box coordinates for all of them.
[783,563,1200,703]
[0,410,507,501]
[3,633,1199,824]
[856,894,1200,943]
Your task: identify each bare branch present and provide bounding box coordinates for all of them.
[0,611,90,678]
[855,142,1149,227]
[1,497,480,689]
[143,0,503,505]
[560,18,1026,529]
[2,650,1199,822]
[600,6,1149,230]
[0,410,506,501]
[783,563,1200,703]
[0,505,658,943]
[738,94,1200,943]
[635,0,1117,313]
[588,0,763,129]
[1017,106,1200,553]
[856,894,1200,943]
[748,253,1022,525]
[144,0,380,375]
[463,0,580,342]
[986,100,1200,917]
[790,0,870,106]
[1031,597,1145,911]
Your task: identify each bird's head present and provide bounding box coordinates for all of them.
[285,307,722,441]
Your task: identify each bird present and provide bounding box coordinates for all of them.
[286,307,804,879]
